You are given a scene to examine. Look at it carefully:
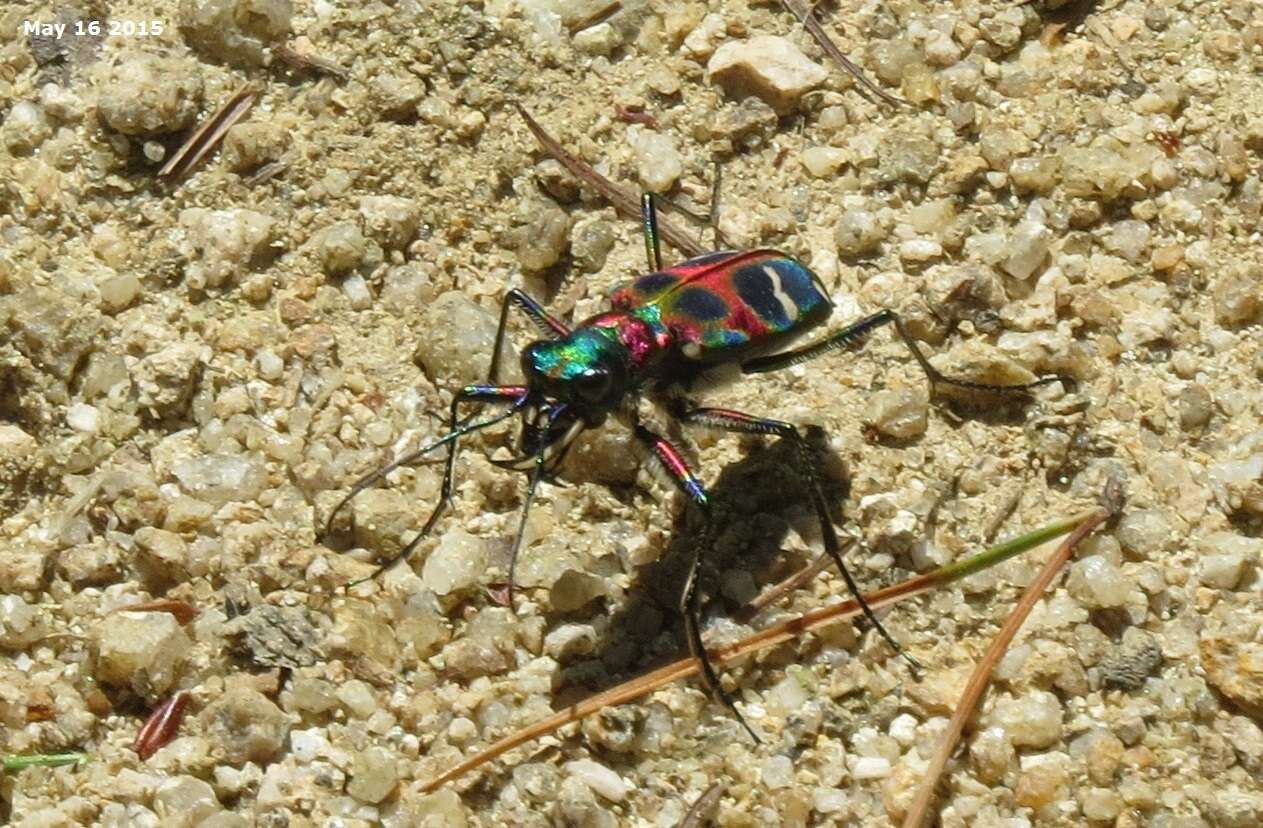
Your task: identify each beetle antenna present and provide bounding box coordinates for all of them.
[325,404,523,540]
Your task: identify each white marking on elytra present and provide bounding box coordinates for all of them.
[682,342,703,359]
[762,265,798,322]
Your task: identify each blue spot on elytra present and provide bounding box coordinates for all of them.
[634,272,679,295]
[674,286,729,321]
[733,265,791,328]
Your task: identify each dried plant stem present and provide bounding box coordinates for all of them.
[900,506,1110,828]
[159,84,258,180]
[678,781,725,828]
[735,548,837,622]
[274,41,349,80]
[513,103,705,258]
[781,0,906,107]
[420,508,1100,792]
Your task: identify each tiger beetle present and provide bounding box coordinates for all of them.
[326,193,1066,741]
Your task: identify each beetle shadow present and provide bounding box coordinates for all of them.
[548,425,853,708]
[548,389,1056,711]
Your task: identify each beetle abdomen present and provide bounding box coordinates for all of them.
[643,250,832,362]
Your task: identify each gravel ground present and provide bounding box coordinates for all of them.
[3,0,1263,826]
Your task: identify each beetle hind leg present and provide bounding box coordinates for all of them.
[634,423,763,744]
[670,403,922,674]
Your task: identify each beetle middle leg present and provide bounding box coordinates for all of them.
[669,403,921,672]
[633,422,762,743]
[741,308,1071,397]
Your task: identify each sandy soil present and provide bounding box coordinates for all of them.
[2,0,1262,826]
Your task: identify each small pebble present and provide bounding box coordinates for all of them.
[337,679,378,718]
[626,125,683,192]
[94,612,190,697]
[864,388,929,440]
[835,211,887,257]
[549,569,605,612]
[199,686,289,764]
[0,595,46,649]
[342,273,372,310]
[97,53,203,135]
[312,222,367,278]
[171,454,267,505]
[415,291,510,385]
[1067,555,1129,609]
[1003,221,1052,280]
[447,716,478,743]
[1213,267,1263,326]
[180,0,293,65]
[153,776,221,827]
[990,690,1063,749]
[800,146,848,178]
[515,201,570,272]
[347,746,398,804]
[1100,628,1163,691]
[899,238,943,263]
[543,623,598,660]
[761,755,794,789]
[1115,509,1170,557]
[564,759,628,802]
[422,528,488,596]
[850,756,892,780]
[1199,550,1247,590]
[708,35,827,115]
[288,676,339,715]
[878,135,939,185]
[223,122,286,172]
[359,196,420,250]
[1178,384,1213,431]
[179,208,276,290]
[970,727,1015,784]
[66,403,100,433]
[2,101,52,153]
[570,218,616,273]
[256,349,284,380]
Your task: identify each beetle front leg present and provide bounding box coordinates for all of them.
[633,423,762,744]
[670,404,921,673]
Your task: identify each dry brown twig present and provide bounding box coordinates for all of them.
[513,103,706,258]
[678,781,725,828]
[159,84,258,181]
[900,495,1116,828]
[419,509,1102,793]
[273,41,350,80]
[781,0,906,107]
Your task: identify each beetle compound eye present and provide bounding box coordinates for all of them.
[574,369,612,402]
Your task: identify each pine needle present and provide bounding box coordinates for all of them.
[420,508,1101,792]
[3,752,88,773]
[159,84,258,181]
[781,0,907,107]
[513,103,705,258]
[901,497,1115,828]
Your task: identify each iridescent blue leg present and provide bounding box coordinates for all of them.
[641,192,663,272]
[633,423,761,744]
[741,309,1070,396]
[671,403,921,672]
